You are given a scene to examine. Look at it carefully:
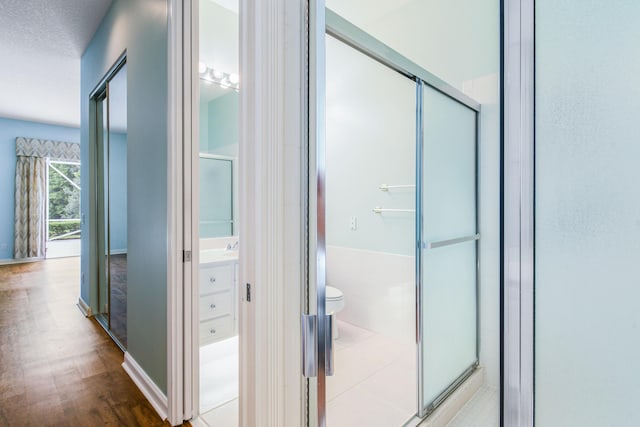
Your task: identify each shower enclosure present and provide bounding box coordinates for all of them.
[304,8,480,425]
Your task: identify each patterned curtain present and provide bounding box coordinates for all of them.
[13,137,80,259]
[14,156,47,258]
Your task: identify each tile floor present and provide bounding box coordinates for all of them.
[200,335,239,414]
[445,386,499,427]
[327,320,417,427]
[201,398,238,427]
[196,320,498,427]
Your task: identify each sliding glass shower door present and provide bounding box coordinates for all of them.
[322,32,418,427]
[419,84,478,415]
[308,8,481,425]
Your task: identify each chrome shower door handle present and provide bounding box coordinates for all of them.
[326,314,334,376]
[302,314,318,378]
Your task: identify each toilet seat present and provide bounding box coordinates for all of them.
[326,286,345,314]
[326,286,343,301]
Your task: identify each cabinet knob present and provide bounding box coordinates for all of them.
[210,329,216,335]
[210,304,216,309]
[210,277,216,283]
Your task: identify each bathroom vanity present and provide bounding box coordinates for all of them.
[199,250,239,346]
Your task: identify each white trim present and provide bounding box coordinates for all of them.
[77,297,92,317]
[239,1,305,426]
[186,0,199,420]
[108,249,127,255]
[122,352,169,421]
[0,257,44,265]
[167,0,185,425]
[503,0,535,425]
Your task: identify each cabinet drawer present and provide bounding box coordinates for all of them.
[200,315,234,344]
[200,264,233,295]
[200,291,232,321]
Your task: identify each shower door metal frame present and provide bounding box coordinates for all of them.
[503,0,535,425]
[309,9,482,425]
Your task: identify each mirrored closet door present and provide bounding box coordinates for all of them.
[93,58,128,349]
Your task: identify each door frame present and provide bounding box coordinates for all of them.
[502,0,535,425]
[167,1,308,426]
[167,0,184,424]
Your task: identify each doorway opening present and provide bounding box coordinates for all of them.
[45,160,81,259]
[305,5,500,426]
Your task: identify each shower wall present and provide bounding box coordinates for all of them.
[325,34,415,341]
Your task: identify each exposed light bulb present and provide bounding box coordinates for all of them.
[212,69,224,80]
[198,62,207,74]
[228,73,239,84]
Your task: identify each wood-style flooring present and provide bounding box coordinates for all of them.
[0,258,182,427]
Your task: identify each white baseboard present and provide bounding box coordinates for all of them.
[77,297,92,317]
[0,257,44,265]
[122,352,168,421]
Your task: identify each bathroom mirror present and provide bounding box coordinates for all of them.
[199,153,235,237]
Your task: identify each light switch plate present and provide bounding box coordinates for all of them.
[350,216,357,231]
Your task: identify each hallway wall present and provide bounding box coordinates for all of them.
[80,0,169,393]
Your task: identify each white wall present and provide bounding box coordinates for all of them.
[325,35,416,257]
[326,246,415,344]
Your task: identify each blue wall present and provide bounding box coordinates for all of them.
[81,0,168,392]
[200,91,239,155]
[208,92,238,152]
[0,117,80,260]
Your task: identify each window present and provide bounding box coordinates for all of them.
[47,161,81,242]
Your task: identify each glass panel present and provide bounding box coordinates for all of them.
[107,64,128,348]
[199,157,233,238]
[47,162,81,241]
[535,2,640,425]
[324,34,417,426]
[421,85,477,411]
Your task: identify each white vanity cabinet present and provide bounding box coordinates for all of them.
[199,258,238,345]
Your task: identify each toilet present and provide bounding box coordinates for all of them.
[326,286,345,339]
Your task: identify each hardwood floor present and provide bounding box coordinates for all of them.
[0,258,182,427]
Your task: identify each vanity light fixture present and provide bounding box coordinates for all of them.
[199,62,239,91]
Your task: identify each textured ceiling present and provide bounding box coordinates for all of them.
[0,0,113,127]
